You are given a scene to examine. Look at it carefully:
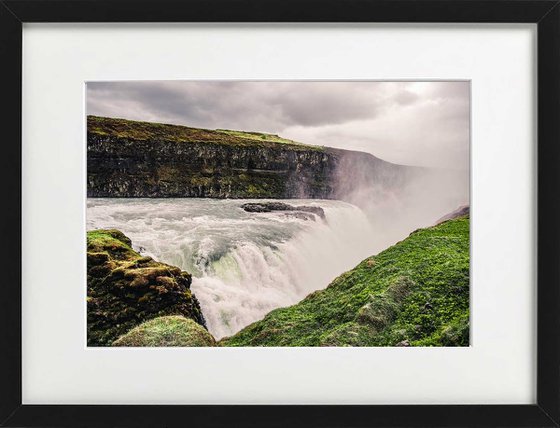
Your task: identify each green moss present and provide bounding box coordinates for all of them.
[87,229,137,259]
[220,216,470,347]
[87,229,206,346]
[245,182,278,198]
[216,128,309,146]
[87,115,323,152]
[112,316,216,347]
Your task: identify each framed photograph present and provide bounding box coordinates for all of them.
[1,0,559,427]
[85,80,470,348]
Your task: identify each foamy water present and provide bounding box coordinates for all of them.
[87,198,376,339]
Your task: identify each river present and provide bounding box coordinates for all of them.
[87,198,377,339]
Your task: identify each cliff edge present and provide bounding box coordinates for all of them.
[87,116,413,199]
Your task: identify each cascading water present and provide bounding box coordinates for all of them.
[87,198,376,339]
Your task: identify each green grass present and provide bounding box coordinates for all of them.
[216,129,303,146]
[88,115,323,151]
[87,229,137,260]
[113,315,216,347]
[221,216,470,347]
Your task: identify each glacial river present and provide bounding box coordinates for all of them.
[87,198,377,339]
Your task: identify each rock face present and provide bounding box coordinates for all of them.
[436,205,470,224]
[113,316,217,347]
[87,116,413,199]
[87,229,206,346]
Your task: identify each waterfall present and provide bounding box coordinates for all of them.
[87,198,376,339]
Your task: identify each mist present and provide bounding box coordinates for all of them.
[328,149,469,253]
[349,168,469,254]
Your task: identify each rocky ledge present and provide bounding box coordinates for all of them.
[241,201,326,220]
[87,229,206,346]
[436,205,470,224]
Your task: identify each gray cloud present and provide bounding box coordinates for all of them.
[87,81,469,169]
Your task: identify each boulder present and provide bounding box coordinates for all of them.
[113,316,216,347]
[241,202,326,219]
[87,229,206,346]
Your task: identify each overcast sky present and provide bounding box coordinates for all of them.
[87,81,469,169]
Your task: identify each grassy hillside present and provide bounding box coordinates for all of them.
[221,216,470,347]
[215,128,303,146]
[87,115,323,151]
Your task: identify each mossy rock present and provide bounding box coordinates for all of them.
[221,216,470,347]
[113,316,216,347]
[87,229,207,346]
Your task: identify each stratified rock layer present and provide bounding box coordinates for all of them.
[87,229,206,346]
[87,116,413,199]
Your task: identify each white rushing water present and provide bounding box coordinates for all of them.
[87,198,376,339]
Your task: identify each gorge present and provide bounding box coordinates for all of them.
[86,116,469,346]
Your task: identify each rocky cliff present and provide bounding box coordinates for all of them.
[87,116,413,199]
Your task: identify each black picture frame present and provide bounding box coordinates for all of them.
[1,1,558,427]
